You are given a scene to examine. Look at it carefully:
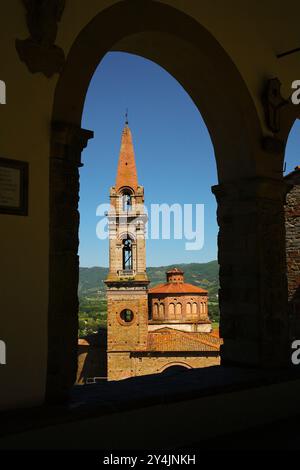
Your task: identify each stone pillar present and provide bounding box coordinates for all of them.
[212,177,289,368]
[132,241,137,272]
[47,122,93,403]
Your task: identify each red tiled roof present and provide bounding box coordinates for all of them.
[148,282,208,294]
[210,328,220,338]
[147,327,222,352]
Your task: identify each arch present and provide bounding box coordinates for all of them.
[186,302,192,316]
[159,303,165,319]
[118,186,134,212]
[118,232,136,242]
[52,0,261,181]
[121,192,132,212]
[122,236,133,271]
[169,303,175,319]
[192,302,198,315]
[118,186,134,196]
[47,0,264,400]
[175,302,182,318]
[159,362,192,373]
[153,302,159,319]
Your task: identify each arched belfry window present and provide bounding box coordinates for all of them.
[122,236,133,271]
[121,190,132,212]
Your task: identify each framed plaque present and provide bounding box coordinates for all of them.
[0,158,28,215]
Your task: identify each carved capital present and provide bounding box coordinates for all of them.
[212,177,289,204]
[51,121,94,167]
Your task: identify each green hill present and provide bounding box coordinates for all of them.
[79,260,219,300]
[79,266,108,296]
[78,261,220,336]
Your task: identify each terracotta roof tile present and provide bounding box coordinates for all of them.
[148,282,208,294]
[147,327,222,352]
[210,328,220,338]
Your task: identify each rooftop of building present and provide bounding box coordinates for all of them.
[115,123,138,192]
[147,327,222,352]
[148,282,208,294]
[148,267,208,294]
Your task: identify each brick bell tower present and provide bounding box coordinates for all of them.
[105,116,149,380]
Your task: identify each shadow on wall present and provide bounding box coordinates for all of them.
[289,286,300,340]
[76,329,107,384]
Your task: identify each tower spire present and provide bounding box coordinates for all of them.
[115,120,138,192]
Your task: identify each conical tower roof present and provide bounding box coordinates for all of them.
[116,123,138,192]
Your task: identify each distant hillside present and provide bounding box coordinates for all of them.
[79,261,219,300]
[79,266,108,296]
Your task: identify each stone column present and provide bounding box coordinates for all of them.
[212,177,289,368]
[47,122,93,403]
[132,241,137,273]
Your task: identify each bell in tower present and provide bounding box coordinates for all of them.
[105,117,149,380]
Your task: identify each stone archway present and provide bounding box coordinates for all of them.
[47,0,289,403]
[160,363,192,374]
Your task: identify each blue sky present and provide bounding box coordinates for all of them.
[79,52,300,268]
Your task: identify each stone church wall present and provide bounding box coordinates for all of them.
[107,352,220,380]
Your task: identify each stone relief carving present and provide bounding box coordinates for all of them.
[16,0,66,77]
[263,78,289,134]
[262,78,290,154]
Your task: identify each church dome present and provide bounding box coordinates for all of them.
[149,268,207,294]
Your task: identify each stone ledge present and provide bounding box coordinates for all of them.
[1,365,300,445]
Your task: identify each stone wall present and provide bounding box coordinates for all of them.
[108,351,220,381]
[107,290,149,353]
[285,169,300,338]
[76,331,107,384]
[212,178,289,368]
[149,293,208,322]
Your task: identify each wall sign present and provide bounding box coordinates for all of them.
[0,158,28,215]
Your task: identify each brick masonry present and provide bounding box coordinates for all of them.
[285,167,300,337]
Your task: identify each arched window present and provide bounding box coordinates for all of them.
[192,302,198,315]
[169,303,175,319]
[186,302,192,317]
[175,303,182,318]
[153,302,159,319]
[159,303,165,319]
[121,191,132,212]
[122,236,133,271]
